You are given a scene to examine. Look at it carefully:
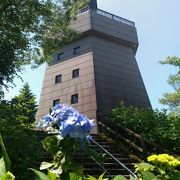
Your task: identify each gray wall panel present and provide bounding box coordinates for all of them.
[92,36,151,113]
[91,12,138,45]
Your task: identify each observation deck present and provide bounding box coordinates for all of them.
[79,6,135,27]
[72,6,138,52]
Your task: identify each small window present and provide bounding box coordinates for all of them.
[73,46,80,55]
[71,94,78,104]
[57,52,64,61]
[55,74,62,84]
[72,69,79,78]
[53,99,60,106]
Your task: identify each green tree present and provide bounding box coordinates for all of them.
[0,100,46,180]
[0,0,89,90]
[159,56,180,115]
[11,82,37,126]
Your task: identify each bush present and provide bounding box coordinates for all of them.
[135,154,180,180]
[108,103,180,154]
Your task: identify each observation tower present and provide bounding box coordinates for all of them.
[36,0,151,133]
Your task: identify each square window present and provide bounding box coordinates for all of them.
[73,46,80,55]
[53,99,60,106]
[55,74,62,84]
[72,69,79,78]
[57,52,64,61]
[71,94,78,104]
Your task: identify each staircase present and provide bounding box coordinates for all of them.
[74,133,138,179]
[35,131,139,179]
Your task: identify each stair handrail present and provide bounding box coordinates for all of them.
[98,121,144,153]
[88,153,112,177]
[97,114,179,158]
[90,138,138,179]
[98,113,146,156]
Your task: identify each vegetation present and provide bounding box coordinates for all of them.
[108,103,180,154]
[159,56,180,115]
[0,134,15,180]
[0,85,44,180]
[117,154,180,180]
[134,154,180,180]
[1,1,179,179]
[11,82,37,127]
[33,104,105,179]
[0,0,90,95]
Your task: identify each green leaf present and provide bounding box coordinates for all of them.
[0,134,11,172]
[98,172,106,180]
[47,170,59,180]
[135,162,155,172]
[0,171,15,180]
[40,162,53,170]
[43,136,60,157]
[168,171,180,180]
[29,168,49,180]
[129,175,136,180]
[157,167,165,175]
[84,175,97,180]
[69,172,82,180]
[0,158,6,177]
[141,172,158,180]
[113,175,127,180]
[64,162,83,176]
[87,147,104,163]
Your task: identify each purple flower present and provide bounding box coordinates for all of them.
[37,103,95,138]
[37,115,53,128]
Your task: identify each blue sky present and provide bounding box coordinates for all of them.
[4,0,180,110]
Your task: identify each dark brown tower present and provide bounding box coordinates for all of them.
[36,4,151,133]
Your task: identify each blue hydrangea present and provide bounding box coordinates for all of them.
[37,115,53,128]
[37,103,95,139]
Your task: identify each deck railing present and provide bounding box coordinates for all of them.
[79,6,135,27]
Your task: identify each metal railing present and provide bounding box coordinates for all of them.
[96,9,135,27]
[37,131,137,178]
[97,114,149,159]
[89,138,138,179]
[78,6,135,27]
[97,114,179,159]
[79,5,91,14]
[88,152,112,177]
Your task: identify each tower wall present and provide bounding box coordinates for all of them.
[36,9,151,132]
[36,39,98,132]
[91,35,151,114]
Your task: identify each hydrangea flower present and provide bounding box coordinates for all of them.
[37,103,95,139]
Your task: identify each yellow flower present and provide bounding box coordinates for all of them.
[168,159,180,167]
[147,154,180,167]
[147,154,157,162]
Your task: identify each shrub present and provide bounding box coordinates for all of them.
[108,103,180,154]
[135,154,180,180]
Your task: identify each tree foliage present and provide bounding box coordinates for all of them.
[0,0,90,90]
[0,99,45,180]
[159,56,180,114]
[108,103,180,154]
[11,82,37,126]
